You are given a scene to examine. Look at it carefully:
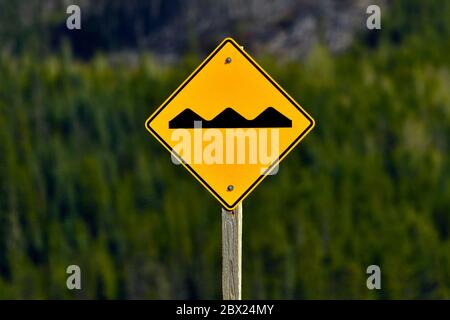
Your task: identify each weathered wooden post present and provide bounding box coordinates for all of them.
[222,202,243,300]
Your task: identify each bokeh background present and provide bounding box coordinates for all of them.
[0,0,449,299]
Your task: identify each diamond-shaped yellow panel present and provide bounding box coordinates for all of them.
[145,38,315,210]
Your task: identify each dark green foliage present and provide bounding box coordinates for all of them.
[0,0,449,299]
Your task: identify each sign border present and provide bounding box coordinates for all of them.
[145,37,315,210]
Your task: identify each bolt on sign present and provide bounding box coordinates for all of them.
[145,38,315,210]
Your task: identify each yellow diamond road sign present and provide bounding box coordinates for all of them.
[145,38,315,210]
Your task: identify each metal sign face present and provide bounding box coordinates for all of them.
[145,38,315,210]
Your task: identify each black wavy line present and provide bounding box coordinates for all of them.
[169,107,292,128]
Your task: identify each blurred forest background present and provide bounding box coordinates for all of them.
[0,0,449,299]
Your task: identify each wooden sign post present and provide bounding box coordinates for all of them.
[144,38,315,300]
[222,202,242,300]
